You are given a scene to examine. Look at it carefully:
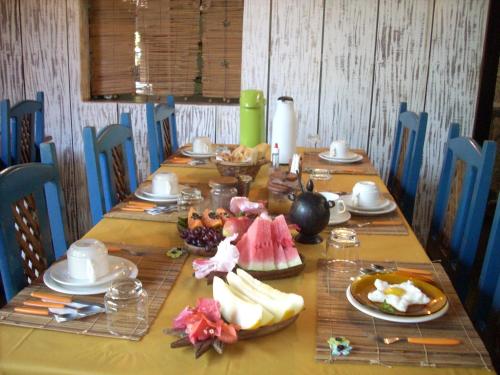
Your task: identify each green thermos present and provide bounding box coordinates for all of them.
[239,90,266,147]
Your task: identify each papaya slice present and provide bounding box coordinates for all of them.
[216,208,232,223]
[202,208,223,229]
[188,207,204,230]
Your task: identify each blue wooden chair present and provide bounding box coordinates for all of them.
[427,123,496,299]
[474,194,500,333]
[83,113,138,225]
[1,91,44,167]
[0,142,68,302]
[146,96,178,173]
[387,102,427,224]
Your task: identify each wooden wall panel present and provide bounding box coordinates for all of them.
[368,0,433,180]
[19,0,78,240]
[176,104,217,146]
[67,0,118,237]
[318,0,378,149]
[413,0,489,242]
[215,105,239,144]
[268,0,323,145]
[240,0,271,93]
[0,0,24,103]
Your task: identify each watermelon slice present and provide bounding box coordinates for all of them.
[237,217,276,271]
[272,215,302,267]
[270,219,290,270]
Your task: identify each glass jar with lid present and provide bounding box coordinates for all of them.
[177,187,204,219]
[209,176,238,210]
[104,278,149,337]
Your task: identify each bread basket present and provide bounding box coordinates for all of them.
[213,158,269,179]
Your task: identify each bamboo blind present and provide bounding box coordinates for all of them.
[89,0,136,96]
[136,0,200,96]
[201,0,243,99]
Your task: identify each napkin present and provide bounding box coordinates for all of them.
[192,235,239,279]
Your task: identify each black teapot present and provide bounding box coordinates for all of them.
[288,180,334,244]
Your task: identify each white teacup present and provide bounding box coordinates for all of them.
[351,181,382,208]
[67,239,109,282]
[192,136,213,154]
[152,172,179,196]
[329,140,349,158]
[320,192,347,219]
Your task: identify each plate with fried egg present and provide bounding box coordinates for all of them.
[346,273,448,323]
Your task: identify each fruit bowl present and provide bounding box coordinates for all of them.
[238,314,300,340]
[213,158,269,179]
[184,241,217,257]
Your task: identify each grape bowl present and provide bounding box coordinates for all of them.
[180,226,224,257]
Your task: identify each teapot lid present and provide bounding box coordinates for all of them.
[306,179,314,192]
[278,96,294,102]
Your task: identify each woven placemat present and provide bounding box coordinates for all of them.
[0,245,187,341]
[316,260,492,369]
[161,145,216,169]
[302,149,378,175]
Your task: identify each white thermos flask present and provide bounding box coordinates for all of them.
[271,96,297,164]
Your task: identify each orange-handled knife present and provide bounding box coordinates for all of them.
[30,292,105,308]
[407,337,461,346]
[14,307,49,316]
[23,300,66,308]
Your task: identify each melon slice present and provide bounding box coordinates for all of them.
[212,276,263,329]
[237,217,276,271]
[227,284,274,327]
[272,215,302,267]
[236,269,304,315]
[226,272,295,322]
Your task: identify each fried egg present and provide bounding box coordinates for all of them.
[367,279,430,312]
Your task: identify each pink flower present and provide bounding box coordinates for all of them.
[196,298,221,322]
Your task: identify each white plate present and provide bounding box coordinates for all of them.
[329,211,351,225]
[343,194,392,211]
[44,263,138,295]
[181,148,215,158]
[139,182,186,199]
[346,285,449,323]
[346,201,397,216]
[49,256,138,287]
[319,151,363,164]
[134,188,179,203]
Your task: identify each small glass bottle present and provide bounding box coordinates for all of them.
[209,176,238,210]
[105,278,149,337]
[271,143,280,169]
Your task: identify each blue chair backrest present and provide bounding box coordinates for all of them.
[427,123,496,299]
[1,92,44,167]
[83,113,138,225]
[146,96,178,173]
[387,102,428,224]
[474,194,500,333]
[0,142,68,301]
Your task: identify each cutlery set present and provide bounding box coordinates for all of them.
[14,292,105,322]
[120,201,177,215]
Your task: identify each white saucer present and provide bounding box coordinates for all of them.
[346,285,449,323]
[181,148,215,158]
[134,185,182,203]
[44,263,138,295]
[343,194,392,211]
[329,211,351,225]
[48,256,138,287]
[347,201,397,216]
[319,151,363,164]
[139,182,186,199]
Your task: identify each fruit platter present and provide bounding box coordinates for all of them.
[166,269,304,358]
[186,197,306,281]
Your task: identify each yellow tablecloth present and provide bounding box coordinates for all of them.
[0,164,490,375]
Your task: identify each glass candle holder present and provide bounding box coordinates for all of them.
[325,228,360,275]
[177,187,204,219]
[105,278,149,337]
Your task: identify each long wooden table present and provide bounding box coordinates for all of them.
[0,161,491,374]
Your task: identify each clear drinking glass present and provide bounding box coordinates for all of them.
[177,187,204,219]
[105,278,149,337]
[307,133,321,150]
[325,228,360,274]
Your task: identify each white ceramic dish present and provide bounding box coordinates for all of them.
[134,187,179,203]
[343,194,392,211]
[329,211,351,225]
[140,182,186,199]
[346,200,397,216]
[319,151,363,164]
[49,256,138,287]
[181,148,215,158]
[346,285,449,323]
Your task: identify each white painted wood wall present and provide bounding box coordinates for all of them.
[0,0,489,244]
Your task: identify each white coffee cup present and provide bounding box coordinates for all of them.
[192,136,213,154]
[67,239,109,282]
[351,181,382,208]
[152,172,179,196]
[320,192,347,219]
[329,140,349,158]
